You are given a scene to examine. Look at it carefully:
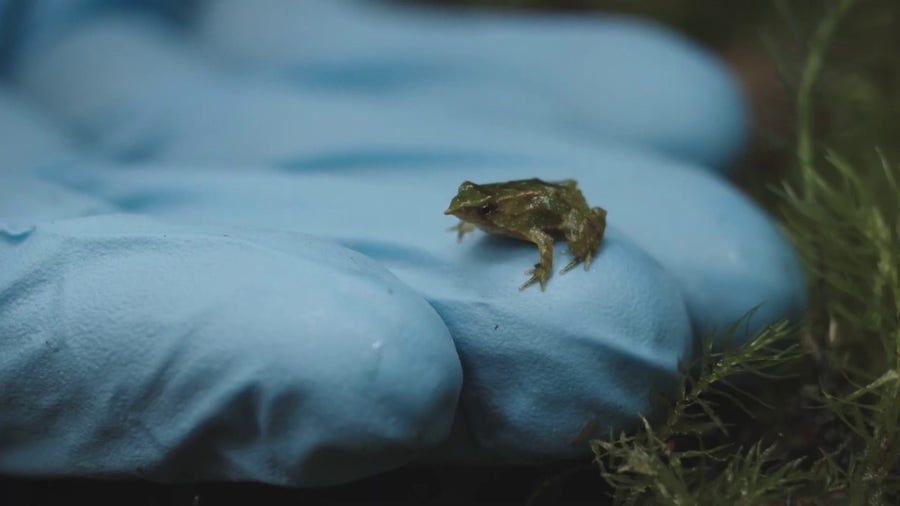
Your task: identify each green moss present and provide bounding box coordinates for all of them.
[582,0,900,503]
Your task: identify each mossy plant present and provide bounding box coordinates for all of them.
[581,0,900,504]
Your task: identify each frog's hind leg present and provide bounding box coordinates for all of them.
[562,250,592,273]
[585,206,607,270]
[520,228,554,291]
[560,210,598,273]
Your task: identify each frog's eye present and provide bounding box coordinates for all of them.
[478,203,497,216]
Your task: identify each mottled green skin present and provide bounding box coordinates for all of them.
[444,178,607,290]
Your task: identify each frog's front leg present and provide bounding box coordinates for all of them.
[520,228,555,291]
[448,220,476,242]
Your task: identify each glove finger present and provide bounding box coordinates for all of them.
[198,0,749,170]
[55,145,805,345]
[0,86,78,172]
[13,3,745,171]
[0,211,462,486]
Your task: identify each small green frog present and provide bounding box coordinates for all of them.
[444,178,607,291]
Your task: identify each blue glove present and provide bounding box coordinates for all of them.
[0,0,806,487]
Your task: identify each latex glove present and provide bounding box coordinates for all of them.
[0,0,806,486]
[196,0,749,172]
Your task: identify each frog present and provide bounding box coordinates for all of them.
[444,178,607,291]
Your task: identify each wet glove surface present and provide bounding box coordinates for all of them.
[0,0,806,487]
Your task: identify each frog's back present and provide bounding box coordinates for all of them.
[479,178,552,195]
[504,180,576,233]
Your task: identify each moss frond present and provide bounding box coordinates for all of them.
[589,0,900,503]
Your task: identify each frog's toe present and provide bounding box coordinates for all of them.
[518,275,539,291]
[521,264,550,291]
[560,257,582,274]
[448,221,476,243]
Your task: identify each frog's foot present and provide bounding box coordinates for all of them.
[447,221,476,242]
[560,252,592,274]
[520,263,551,291]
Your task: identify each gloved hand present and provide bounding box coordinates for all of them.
[0,0,806,487]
